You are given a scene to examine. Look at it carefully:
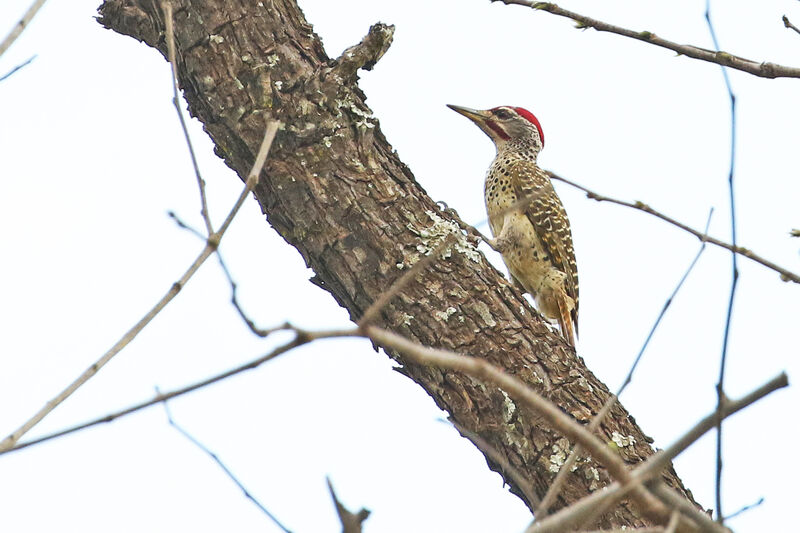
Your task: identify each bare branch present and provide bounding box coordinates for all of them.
[0,121,280,453]
[664,510,681,533]
[549,172,800,284]
[365,326,670,525]
[529,373,787,533]
[2,326,355,456]
[162,1,213,235]
[0,0,48,58]
[704,3,739,521]
[495,1,800,79]
[161,394,292,532]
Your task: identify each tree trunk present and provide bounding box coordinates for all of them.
[97,0,700,527]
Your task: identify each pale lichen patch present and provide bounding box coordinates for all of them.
[434,306,458,322]
[473,300,496,328]
[352,247,367,263]
[500,390,517,424]
[584,465,600,491]
[611,432,636,448]
[549,439,570,473]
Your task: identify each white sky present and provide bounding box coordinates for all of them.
[1,1,798,532]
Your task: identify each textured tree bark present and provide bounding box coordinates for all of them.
[98,0,701,527]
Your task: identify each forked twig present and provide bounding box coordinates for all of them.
[0,121,280,453]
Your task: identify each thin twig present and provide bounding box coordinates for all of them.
[783,15,800,36]
[723,497,764,521]
[0,54,35,82]
[706,3,738,523]
[161,392,292,532]
[2,326,355,456]
[0,0,48,58]
[548,172,799,284]
[0,121,280,453]
[647,484,718,533]
[495,1,800,79]
[618,208,714,394]
[664,509,681,533]
[169,209,284,337]
[162,1,213,235]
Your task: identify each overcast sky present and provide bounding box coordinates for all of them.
[1,1,798,532]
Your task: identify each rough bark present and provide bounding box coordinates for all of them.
[97,0,701,528]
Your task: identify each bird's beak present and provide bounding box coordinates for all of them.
[447,104,490,125]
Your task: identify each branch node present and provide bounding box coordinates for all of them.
[331,23,395,79]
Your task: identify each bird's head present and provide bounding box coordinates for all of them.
[447,104,545,154]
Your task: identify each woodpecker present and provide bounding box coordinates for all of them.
[448,104,578,345]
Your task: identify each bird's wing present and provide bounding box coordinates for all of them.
[509,160,579,331]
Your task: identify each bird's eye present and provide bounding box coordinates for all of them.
[493,108,513,119]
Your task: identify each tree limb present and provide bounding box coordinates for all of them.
[96,0,702,527]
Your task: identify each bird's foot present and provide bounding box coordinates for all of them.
[487,235,512,253]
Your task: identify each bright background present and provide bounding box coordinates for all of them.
[1,1,798,531]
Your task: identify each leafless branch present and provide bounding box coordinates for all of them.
[705,3,739,521]
[162,1,213,235]
[548,172,800,284]
[327,478,370,533]
[0,0,48,58]
[161,393,292,532]
[365,326,670,525]
[494,1,800,79]
[664,510,681,533]
[783,15,800,36]
[528,373,787,533]
[0,121,280,453]
[1,326,353,456]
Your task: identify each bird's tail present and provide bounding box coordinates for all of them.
[556,294,575,347]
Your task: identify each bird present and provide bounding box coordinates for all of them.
[447,104,578,345]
